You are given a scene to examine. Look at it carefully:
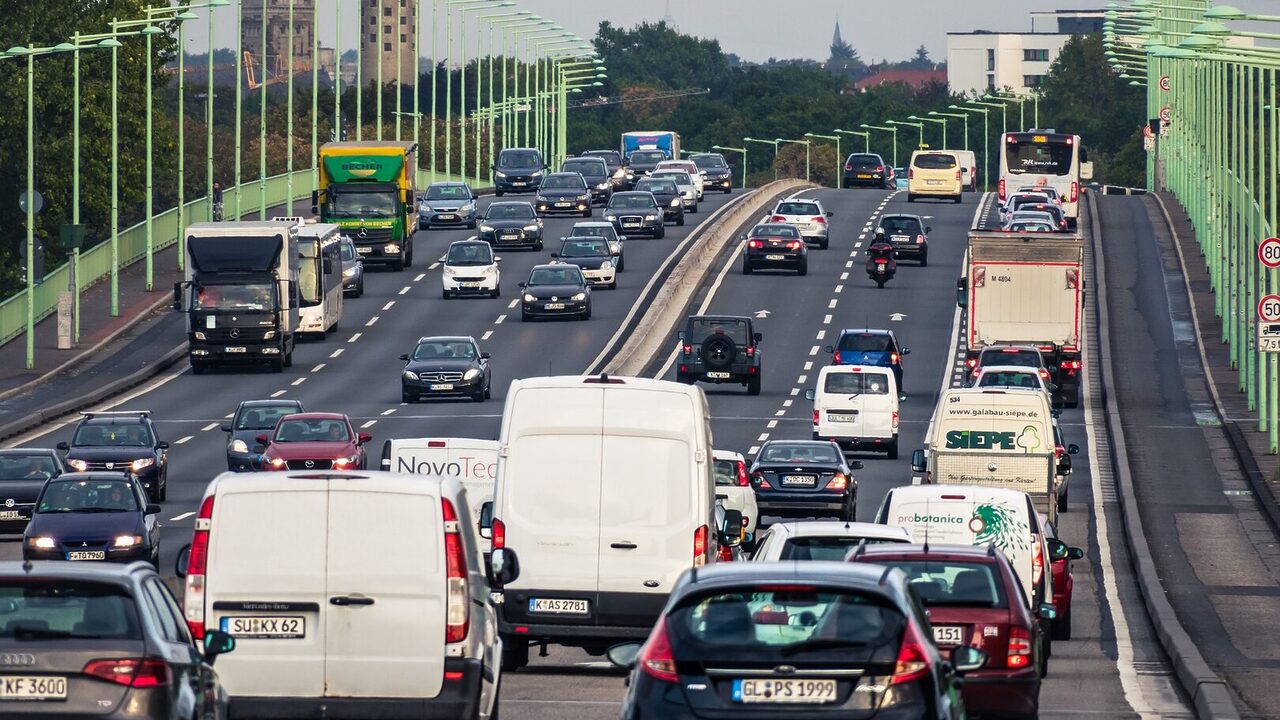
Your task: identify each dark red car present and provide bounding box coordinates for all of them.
[1042,517,1085,640]
[848,543,1053,719]
[257,413,370,471]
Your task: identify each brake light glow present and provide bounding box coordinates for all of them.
[637,620,679,683]
[735,460,749,487]
[748,239,763,249]
[825,473,849,490]
[1069,181,1079,203]
[1007,626,1033,668]
[752,470,771,489]
[811,216,827,224]
[999,177,1007,200]
[907,168,914,179]
[1060,360,1082,371]
[83,658,170,688]
[786,241,802,250]
[1032,540,1045,586]
[890,621,931,685]
[771,215,787,223]
[682,343,692,355]
[813,410,820,426]
[966,358,978,368]
[184,494,215,640]
[875,165,884,173]
[892,411,900,430]
[845,163,853,171]
[955,169,962,181]
[443,497,469,644]
[693,525,709,567]
[492,518,506,549]
[746,345,756,357]
[890,352,900,364]
[833,351,842,364]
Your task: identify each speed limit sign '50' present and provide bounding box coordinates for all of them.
[1259,295,1280,323]
[1260,237,1280,269]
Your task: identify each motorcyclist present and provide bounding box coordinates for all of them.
[866,237,898,279]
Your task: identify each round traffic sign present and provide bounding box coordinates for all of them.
[18,190,42,215]
[1159,106,1173,124]
[1159,75,1171,91]
[1259,295,1280,323]
[1260,237,1280,268]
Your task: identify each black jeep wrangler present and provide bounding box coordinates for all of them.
[676,315,763,395]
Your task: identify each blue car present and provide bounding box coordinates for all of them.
[825,328,909,395]
[23,472,161,566]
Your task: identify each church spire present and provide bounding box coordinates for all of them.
[663,0,676,27]
[833,18,843,48]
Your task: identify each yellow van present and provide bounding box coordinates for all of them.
[907,150,963,204]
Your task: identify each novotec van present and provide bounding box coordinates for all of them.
[875,483,1051,609]
[908,150,963,204]
[179,471,507,720]
[486,374,736,670]
[807,364,900,458]
[382,437,499,552]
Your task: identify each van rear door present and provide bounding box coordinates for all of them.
[384,438,499,549]
[323,476,446,699]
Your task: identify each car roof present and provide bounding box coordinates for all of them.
[0,560,154,583]
[239,399,303,408]
[839,328,894,337]
[981,344,1041,353]
[530,263,580,272]
[751,223,797,233]
[0,448,58,456]
[689,314,750,322]
[674,561,903,596]
[977,365,1041,374]
[428,181,468,187]
[778,196,822,205]
[767,520,911,540]
[545,172,583,178]
[52,471,136,483]
[572,221,615,228]
[848,543,1004,563]
[564,157,605,164]
[879,213,924,221]
[711,449,746,462]
[279,412,349,421]
[449,239,490,247]
[416,335,476,344]
[488,200,534,208]
[760,439,837,448]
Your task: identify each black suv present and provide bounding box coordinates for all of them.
[492,147,546,196]
[57,412,169,502]
[677,315,763,395]
[843,152,894,189]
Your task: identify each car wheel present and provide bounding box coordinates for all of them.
[742,260,752,275]
[676,372,696,385]
[402,389,416,403]
[270,357,284,373]
[907,194,915,202]
[887,438,899,460]
[617,256,625,272]
[191,361,206,375]
[443,289,451,299]
[356,277,364,297]
[158,476,167,502]
[677,214,685,227]
[1051,610,1073,641]
[655,226,666,239]
[283,350,293,368]
[501,640,529,672]
[1057,484,1069,513]
[818,239,829,249]
[746,375,761,396]
[954,194,963,204]
[468,220,477,229]
[405,241,414,267]
[484,383,492,400]
[495,189,504,197]
[492,285,501,299]
[535,240,544,251]
[150,546,161,569]
[875,279,886,288]
[691,203,699,214]
[920,251,928,267]
[797,261,808,276]
[608,279,617,290]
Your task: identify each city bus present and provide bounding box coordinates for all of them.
[998,131,1093,228]
[287,218,344,337]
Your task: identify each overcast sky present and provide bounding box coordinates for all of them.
[189,0,1277,64]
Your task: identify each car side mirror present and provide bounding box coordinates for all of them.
[925,226,933,233]
[823,345,834,354]
[950,646,986,674]
[1048,384,1059,393]
[57,442,69,452]
[219,423,232,433]
[1068,546,1085,560]
[848,460,864,470]
[480,352,491,360]
[804,389,815,401]
[1067,443,1080,455]
[400,354,410,362]
[900,348,910,356]
[495,257,503,263]
[1047,365,1059,373]
[323,257,333,275]
[606,642,642,670]
[753,332,763,342]
[1046,538,1069,561]
[203,629,236,665]
[911,449,926,473]
[357,432,372,445]
[826,211,834,217]
[174,544,191,578]
[172,282,183,312]
[517,282,526,289]
[1038,603,1058,620]
[487,548,520,587]
[550,253,560,259]
[157,442,170,450]
[256,434,270,446]
[721,509,744,541]
[478,502,493,539]
[145,504,162,515]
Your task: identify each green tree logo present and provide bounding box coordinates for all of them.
[969,503,1030,551]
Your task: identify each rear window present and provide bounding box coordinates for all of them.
[878,217,922,235]
[668,588,905,663]
[686,318,748,343]
[235,404,300,431]
[848,155,880,166]
[978,371,1041,389]
[760,443,840,464]
[693,155,727,169]
[753,224,799,238]
[883,560,1007,609]
[776,202,819,216]
[913,153,957,170]
[713,459,741,486]
[0,582,142,640]
[630,150,667,164]
[780,536,906,561]
[981,349,1041,368]
[837,333,894,353]
[824,372,891,395]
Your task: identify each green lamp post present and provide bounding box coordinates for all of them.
[776,138,811,182]
[912,115,949,148]
[860,124,899,166]
[929,111,970,150]
[834,128,870,153]
[743,138,780,180]
[888,119,925,148]
[804,133,840,188]
[951,104,990,191]
[711,145,747,189]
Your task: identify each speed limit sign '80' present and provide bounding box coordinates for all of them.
[1260,237,1280,268]
[1259,295,1280,323]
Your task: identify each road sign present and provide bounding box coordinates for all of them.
[1259,294,1280,323]
[18,190,42,215]
[1259,323,1280,353]
[1159,106,1172,125]
[1260,237,1280,268]
[1159,75,1171,91]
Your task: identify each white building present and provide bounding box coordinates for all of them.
[946,10,1104,96]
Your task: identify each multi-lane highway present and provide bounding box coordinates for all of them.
[4,183,1197,718]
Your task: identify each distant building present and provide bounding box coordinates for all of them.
[662,0,677,28]
[361,0,418,88]
[241,0,315,83]
[853,68,947,92]
[946,9,1104,96]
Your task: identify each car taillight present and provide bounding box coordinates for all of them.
[825,473,849,490]
[1055,445,1065,459]
[833,351,841,364]
[1032,541,1045,587]
[771,215,787,222]
[786,240,802,249]
[748,239,763,249]
[916,235,925,244]
[752,470,771,489]
[745,345,756,357]
[998,177,1006,200]
[1061,360,1081,371]
[955,169,961,181]
[892,411,900,430]
[907,168,914,179]
[492,517,506,549]
[681,343,692,355]
[875,165,884,173]
[1066,268,1079,289]
[736,461,749,487]
[1069,181,1078,203]
[718,544,734,562]
[693,525,709,567]
[890,621,931,685]
[184,494,215,640]
[1007,626,1033,668]
[443,497,469,644]
[83,658,170,688]
[638,619,679,683]
[1039,368,1050,379]
[812,216,826,224]
[844,163,853,171]
[813,410,820,425]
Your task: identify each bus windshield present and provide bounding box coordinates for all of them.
[1005,140,1073,176]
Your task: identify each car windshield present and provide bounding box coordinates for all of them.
[713,459,742,486]
[667,588,905,663]
[687,318,748,343]
[652,172,691,185]
[609,194,656,210]
[760,444,841,464]
[754,225,799,238]
[235,404,301,431]
[780,536,907,561]
[0,582,143,640]
[693,155,727,169]
[560,239,609,258]
[983,349,1041,368]
[541,175,585,190]
[72,422,153,448]
[498,151,541,168]
[914,153,957,170]
[562,161,603,176]
[582,151,621,169]
[329,190,396,217]
[486,204,535,220]
[637,180,676,194]
[339,242,356,261]
[630,150,666,164]
[878,217,922,235]
[570,225,617,241]
[887,561,1008,608]
[777,202,819,216]
[274,418,350,443]
[824,372,891,395]
[446,243,493,265]
[979,371,1041,389]
[528,267,582,286]
[38,480,139,513]
[413,341,476,361]
[426,185,471,201]
[193,283,273,311]
[0,455,57,482]
[838,333,893,353]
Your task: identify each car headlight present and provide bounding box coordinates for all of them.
[67,459,88,472]
[578,194,590,201]
[130,457,155,472]
[463,368,482,381]
[601,261,613,270]
[29,537,55,549]
[531,171,543,178]
[480,225,494,233]
[403,370,419,381]
[610,242,621,254]
[645,214,658,221]
[604,214,616,221]
[496,171,507,178]
[231,439,249,454]
[484,265,498,274]
[669,198,681,207]
[194,331,206,341]
[333,455,359,467]
[268,457,287,469]
[263,330,276,340]
[572,292,587,301]
[460,203,475,213]
[384,243,400,254]
[597,182,609,190]
[113,535,142,548]
[343,267,356,277]
[536,196,548,202]
[523,293,537,302]
[523,224,540,232]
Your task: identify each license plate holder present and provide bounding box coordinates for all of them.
[66,551,105,561]
[437,214,456,221]
[857,174,872,179]
[555,202,571,207]
[0,675,68,701]
[765,254,786,260]
[932,625,965,645]
[529,598,589,615]
[221,615,306,639]
[513,181,527,187]
[827,413,857,423]
[356,246,372,254]
[0,511,22,520]
[732,678,837,704]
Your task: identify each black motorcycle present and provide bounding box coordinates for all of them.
[866,241,898,288]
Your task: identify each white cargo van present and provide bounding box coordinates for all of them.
[955,150,978,191]
[178,471,506,720]
[485,374,737,670]
[875,484,1051,609]
[382,437,499,551]
[806,364,900,458]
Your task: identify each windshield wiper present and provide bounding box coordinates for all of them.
[780,638,870,656]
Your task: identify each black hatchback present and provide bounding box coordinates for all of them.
[0,448,66,532]
[749,440,861,521]
[844,152,894,188]
[0,560,236,719]
[607,562,984,720]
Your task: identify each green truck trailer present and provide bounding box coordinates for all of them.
[313,141,419,271]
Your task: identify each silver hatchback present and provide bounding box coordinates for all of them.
[769,197,833,248]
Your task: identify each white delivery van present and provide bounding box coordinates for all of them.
[955,150,978,191]
[382,437,499,552]
[875,484,1051,609]
[807,364,900,458]
[486,374,736,670]
[179,471,505,720]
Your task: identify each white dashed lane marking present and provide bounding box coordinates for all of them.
[834,284,844,294]
[839,272,848,281]
[783,399,793,408]
[414,273,426,282]
[790,388,800,396]
[398,286,411,295]
[828,298,838,309]
[381,409,397,416]
[495,315,507,324]
[756,433,770,442]
[360,420,377,429]
[175,436,193,445]
[270,390,287,398]
[481,330,494,340]
[311,364,326,373]
[382,301,395,311]
[797,374,808,384]
[170,511,195,522]
[428,263,440,270]
[366,316,379,326]
[767,420,778,429]
[291,378,306,386]
[809,346,820,356]
[748,445,760,455]
[823,314,832,324]
[508,299,519,309]
[815,330,826,340]
[775,409,786,417]
[348,333,362,343]
[330,348,344,358]
[201,423,219,432]
[844,261,853,269]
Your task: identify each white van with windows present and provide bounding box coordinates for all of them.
[955,149,978,191]
[381,437,499,552]
[483,374,740,670]
[178,471,506,720]
[807,364,900,458]
[283,218,343,337]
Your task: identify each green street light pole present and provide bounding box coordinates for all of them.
[445,0,497,183]
[930,111,970,150]
[952,104,991,191]
[834,128,870,153]
[804,133,840,188]
[776,138,810,182]
[970,99,1010,136]
[743,137,780,180]
[473,7,522,186]
[888,119,925,149]
[711,145,747,188]
[912,115,948,148]
[860,124,899,166]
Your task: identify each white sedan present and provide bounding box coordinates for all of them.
[751,520,913,562]
[712,450,760,543]
[441,240,501,299]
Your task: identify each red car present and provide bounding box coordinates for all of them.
[257,413,370,471]
[1042,516,1085,640]
[848,543,1053,719]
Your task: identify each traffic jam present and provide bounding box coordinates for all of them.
[0,128,1092,720]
